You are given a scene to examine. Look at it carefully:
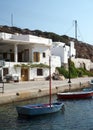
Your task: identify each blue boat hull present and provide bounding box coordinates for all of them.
[16,102,64,116]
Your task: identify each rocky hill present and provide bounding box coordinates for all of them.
[0,25,93,62]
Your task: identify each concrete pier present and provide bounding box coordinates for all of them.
[0,77,92,105]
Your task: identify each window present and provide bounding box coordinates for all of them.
[37,69,43,76]
[3,68,8,76]
[33,52,40,62]
[43,52,46,58]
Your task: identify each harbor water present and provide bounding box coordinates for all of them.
[0,95,93,130]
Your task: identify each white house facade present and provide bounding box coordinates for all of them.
[51,41,76,67]
[0,32,61,81]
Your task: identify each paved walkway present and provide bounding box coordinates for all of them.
[0,77,92,105]
[0,77,93,94]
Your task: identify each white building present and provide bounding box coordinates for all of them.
[51,41,76,67]
[0,32,61,81]
[51,41,93,71]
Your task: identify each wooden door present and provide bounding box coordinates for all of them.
[21,68,29,81]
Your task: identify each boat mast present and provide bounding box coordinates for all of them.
[49,56,52,107]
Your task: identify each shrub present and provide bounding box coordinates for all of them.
[56,67,69,78]
[56,60,93,79]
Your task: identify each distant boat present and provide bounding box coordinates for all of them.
[16,56,64,117]
[57,89,93,100]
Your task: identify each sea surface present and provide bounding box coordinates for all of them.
[0,95,93,130]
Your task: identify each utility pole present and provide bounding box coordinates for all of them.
[11,13,13,26]
[75,20,77,40]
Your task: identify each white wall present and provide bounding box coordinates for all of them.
[51,55,61,68]
[0,32,12,39]
[72,58,91,71]
[51,41,76,65]
[69,41,76,57]
[32,44,50,65]
[90,62,93,70]
[29,68,49,80]
[51,55,61,74]
[12,34,52,46]
[51,42,68,64]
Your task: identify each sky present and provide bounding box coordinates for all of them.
[0,0,93,44]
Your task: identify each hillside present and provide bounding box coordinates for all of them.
[0,25,93,62]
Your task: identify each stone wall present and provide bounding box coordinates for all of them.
[72,58,91,71]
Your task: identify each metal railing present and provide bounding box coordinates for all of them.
[0,82,4,93]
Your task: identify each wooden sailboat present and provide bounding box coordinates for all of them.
[57,90,93,100]
[57,79,93,100]
[16,56,64,117]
